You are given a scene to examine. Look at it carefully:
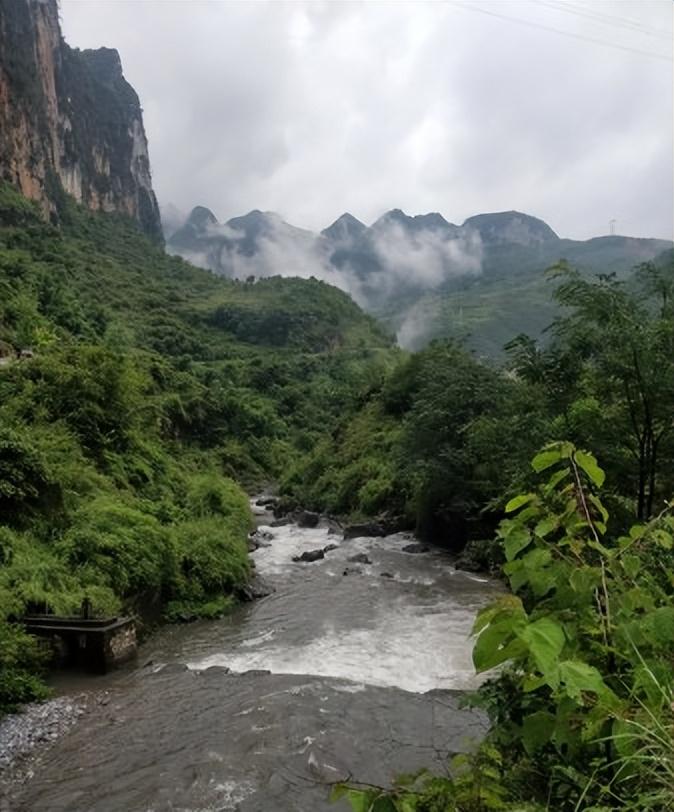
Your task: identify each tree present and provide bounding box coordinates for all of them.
[510,260,674,520]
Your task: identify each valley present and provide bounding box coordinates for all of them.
[1,2,673,811]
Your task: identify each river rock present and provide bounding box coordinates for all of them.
[255,496,277,507]
[238,574,276,601]
[347,553,372,565]
[380,572,395,579]
[322,543,339,553]
[157,663,189,675]
[402,543,429,554]
[270,517,291,527]
[342,567,362,576]
[248,530,273,551]
[292,549,325,563]
[343,522,386,540]
[297,510,321,527]
[297,510,320,528]
[200,665,231,676]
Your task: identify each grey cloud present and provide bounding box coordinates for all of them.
[60,1,673,241]
[168,209,484,329]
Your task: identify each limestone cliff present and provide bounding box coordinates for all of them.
[0,0,162,241]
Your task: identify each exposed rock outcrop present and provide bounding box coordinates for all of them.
[347,553,372,565]
[343,523,386,540]
[238,574,275,601]
[292,549,325,563]
[402,543,429,554]
[0,0,162,241]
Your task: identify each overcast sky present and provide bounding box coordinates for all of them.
[60,0,673,240]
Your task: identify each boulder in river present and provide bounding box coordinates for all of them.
[270,517,292,527]
[255,496,277,507]
[238,574,276,601]
[322,543,339,553]
[380,572,395,579]
[325,518,343,534]
[156,663,189,675]
[402,543,429,554]
[297,510,320,528]
[248,530,273,551]
[342,566,362,576]
[347,553,372,565]
[343,522,386,540]
[200,665,231,676]
[292,549,325,563]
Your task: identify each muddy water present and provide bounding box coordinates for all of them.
[2,505,501,811]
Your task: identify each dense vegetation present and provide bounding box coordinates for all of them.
[2,177,672,811]
[0,181,393,712]
[383,234,671,356]
[284,254,674,548]
[336,445,674,811]
[326,252,674,810]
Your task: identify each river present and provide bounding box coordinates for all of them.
[1,502,501,811]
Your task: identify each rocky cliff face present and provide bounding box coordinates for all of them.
[0,0,162,241]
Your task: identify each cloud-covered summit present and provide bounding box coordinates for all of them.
[166,205,488,309]
[61,1,673,242]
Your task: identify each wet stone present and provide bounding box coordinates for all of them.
[347,553,372,565]
[292,549,325,563]
[402,543,429,554]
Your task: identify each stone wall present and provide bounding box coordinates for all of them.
[104,621,137,669]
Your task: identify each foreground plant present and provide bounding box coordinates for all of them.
[335,442,674,811]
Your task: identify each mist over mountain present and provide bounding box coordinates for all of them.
[166,206,671,352]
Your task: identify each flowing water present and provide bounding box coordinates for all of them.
[1,503,501,812]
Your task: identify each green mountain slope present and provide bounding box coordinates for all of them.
[382,232,672,355]
[166,205,671,356]
[0,183,395,711]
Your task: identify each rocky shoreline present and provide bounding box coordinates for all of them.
[0,692,98,795]
[3,668,488,812]
[252,494,493,575]
[1,496,493,806]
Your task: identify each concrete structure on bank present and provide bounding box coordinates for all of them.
[23,615,137,673]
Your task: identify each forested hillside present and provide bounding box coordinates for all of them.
[0,182,394,711]
[328,250,674,811]
[284,250,674,555]
[166,205,671,355]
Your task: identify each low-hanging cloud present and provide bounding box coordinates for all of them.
[61,1,673,243]
[170,211,484,315]
[369,221,483,294]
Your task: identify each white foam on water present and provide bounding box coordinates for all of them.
[212,780,256,809]
[184,509,500,693]
[190,601,482,693]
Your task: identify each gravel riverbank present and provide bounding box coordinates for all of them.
[0,692,98,797]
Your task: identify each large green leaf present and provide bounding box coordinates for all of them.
[557,660,608,700]
[503,526,532,561]
[473,618,527,671]
[505,493,535,513]
[472,594,525,635]
[649,606,674,645]
[574,450,605,487]
[519,618,565,674]
[531,447,563,473]
[522,710,555,755]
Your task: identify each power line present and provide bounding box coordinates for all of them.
[537,0,674,42]
[558,0,673,36]
[447,1,673,62]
